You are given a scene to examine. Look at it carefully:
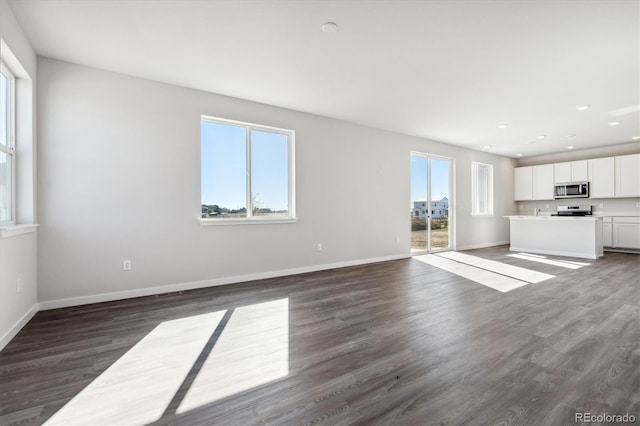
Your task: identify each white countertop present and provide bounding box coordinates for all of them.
[504,215,601,220]
[592,211,640,217]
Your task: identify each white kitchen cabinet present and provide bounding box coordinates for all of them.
[554,162,571,183]
[602,217,612,247]
[514,166,533,200]
[572,161,588,181]
[553,160,588,184]
[615,154,640,197]
[612,217,640,249]
[588,157,615,198]
[532,164,554,200]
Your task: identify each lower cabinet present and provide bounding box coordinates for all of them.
[606,217,640,250]
[603,219,613,247]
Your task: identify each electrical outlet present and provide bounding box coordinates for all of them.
[519,204,523,210]
[123,260,132,271]
[599,203,604,208]
[396,235,400,244]
[316,243,322,252]
[545,204,550,209]
[16,278,22,294]
[637,202,640,208]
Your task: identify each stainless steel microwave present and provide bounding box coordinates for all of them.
[554,182,589,199]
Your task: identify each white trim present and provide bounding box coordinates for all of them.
[456,240,509,251]
[0,59,16,226]
[509,246,600,260]
[38,253,411,310]
[200,115,296,222]
[200,218,297,226]
[0,303,38,351]
[0,223,38,238]
[201,114,293,135]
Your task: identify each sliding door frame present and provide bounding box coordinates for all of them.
[410,151,456,254]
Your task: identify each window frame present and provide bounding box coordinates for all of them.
[471,162,494,216]
[0,60,16,226]
[200,115,296,226]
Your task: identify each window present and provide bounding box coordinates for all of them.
[471,162,493,215]
[0,61,15,225]
[201,116,295,223]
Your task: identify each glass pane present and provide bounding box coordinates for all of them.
[250,130,289,217]
[410,156,428,251]
[201,121,247,218]
[478,165,488,214]
[0,72,8,147]
[430,159,450,249]
[0,151,12,222]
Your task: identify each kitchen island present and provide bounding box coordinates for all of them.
[505,215,603,259]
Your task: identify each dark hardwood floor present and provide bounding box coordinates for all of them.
[1,246,638,425]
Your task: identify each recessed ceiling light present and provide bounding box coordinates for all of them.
[567,146,575,150]
[633,136,640,140]
[536,135,546,139]
[497,124,509,129]
[609,121,621,126]
[566,134,576,138]
[321,22,338,33]
[576,105,591,111]
[483,145,491,149]
[516,153,523,157]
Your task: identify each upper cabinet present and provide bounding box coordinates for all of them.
[554,160,588,184]
[532,164,554,200]
[514,165,554,201]
[615,154,640,197]
[588,157,615,198]
[515,153,640,201]
[514,166,533,200]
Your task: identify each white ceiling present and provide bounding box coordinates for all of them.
[8,0,640,158]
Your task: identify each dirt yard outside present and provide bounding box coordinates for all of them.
[411,229,449,250]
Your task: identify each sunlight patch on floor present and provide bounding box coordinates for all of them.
[176,298,289,413]
[44,311,227,426]
[437,251,554,283]
[414,252,554,292]
[508,252,590,269]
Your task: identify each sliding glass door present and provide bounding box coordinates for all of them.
[410,153,453,253]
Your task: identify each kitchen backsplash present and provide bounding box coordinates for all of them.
[515,198,640,216]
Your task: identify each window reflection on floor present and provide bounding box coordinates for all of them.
[44,298,289,426]
[508,252,590,269]
[177,298,289,414]
[414,252,556,292]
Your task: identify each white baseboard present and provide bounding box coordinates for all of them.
[39,253,411,311]
[0,303,39,351]
[456,241,509,251]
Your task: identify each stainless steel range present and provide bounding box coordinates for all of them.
[553,205,593,216]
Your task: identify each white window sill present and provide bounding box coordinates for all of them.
[0,223,39,238]
[200,218,298,226]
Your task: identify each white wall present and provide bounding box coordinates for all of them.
[0,229,38,348]
[37,58,516,307]
[0,0,38,350]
